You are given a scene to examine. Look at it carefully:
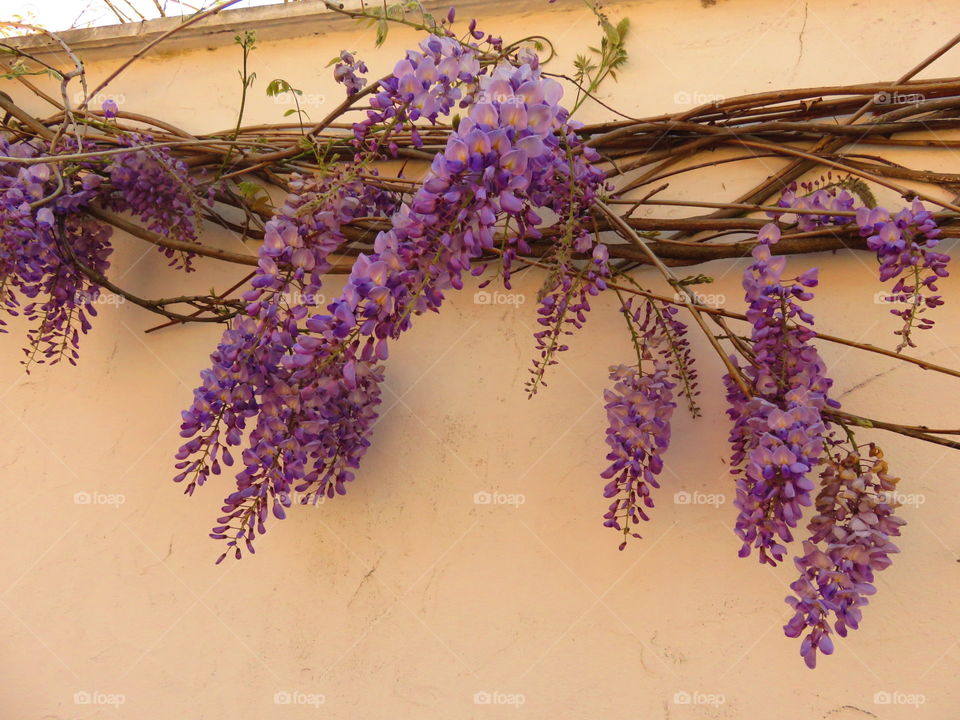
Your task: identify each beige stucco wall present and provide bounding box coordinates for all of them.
[2,1,960,718]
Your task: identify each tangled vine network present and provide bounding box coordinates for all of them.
[2,0,960,669]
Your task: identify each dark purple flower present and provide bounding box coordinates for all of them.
[102,134,201,270]
[0,138,114,367]
[176,165,397,559]
[333,50,368,96]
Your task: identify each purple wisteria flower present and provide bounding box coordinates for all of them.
[103,135,201,270]
[526,143,609,394]
[771,180,950,350]
[0,139,113,367]
[333,51,368,96]
[857,200,949,350]
[725,224,836,566]
[773,183,857,231]
[178,36,491,560]
[176,165,396,561]
[356,34,482,149]
[784,444,904,668]
[178,37,608,559]
[101,98,119,119]
[601,362,675,549]
[601,297,695,548]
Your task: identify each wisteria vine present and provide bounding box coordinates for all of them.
[2,0,959,669]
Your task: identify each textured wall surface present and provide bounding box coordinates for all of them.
[2,1,960,718]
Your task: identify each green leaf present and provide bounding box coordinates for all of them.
[236,180,265,199]
[234,30,256,50]
[677,274,715,287]
[375,17,389,47]
[602,19,619,45]
[265,78,290,96]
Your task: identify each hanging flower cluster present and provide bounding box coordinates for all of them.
[773,179,950,350]
[601,362,675,548]
[0,123,212,366]
[0,139,113,367]
[721,201,921,665]
[526,133,609,394]
[102,135,201,269]
[785,444,904,668]
[354,33,482,149]
[178,27,490,560]
[175,164,396,561]
[174,20,615,558]
[724,223,836,566]
[857,201,949,350]
[600,297,695,549]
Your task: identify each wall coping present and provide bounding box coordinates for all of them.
[5,0,556,62]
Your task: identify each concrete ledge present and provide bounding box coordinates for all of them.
[4,0,556,62]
